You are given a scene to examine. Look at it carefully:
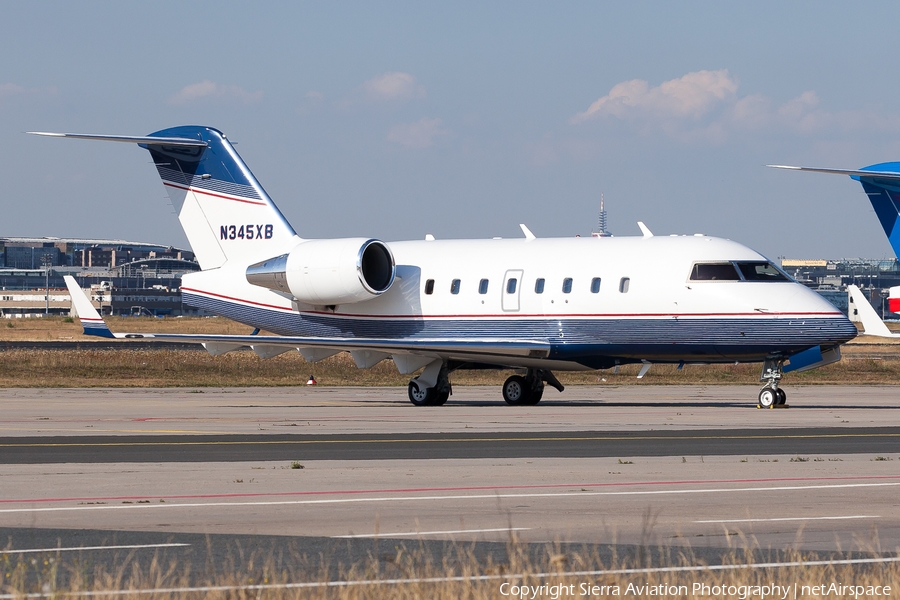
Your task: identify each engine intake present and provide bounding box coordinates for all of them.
[246,238,395,306]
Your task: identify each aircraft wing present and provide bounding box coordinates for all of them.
[63,277,550,363]
[847,284,900,338]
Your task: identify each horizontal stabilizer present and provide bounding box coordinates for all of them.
[768,165,900,180]
[27,132,207,147]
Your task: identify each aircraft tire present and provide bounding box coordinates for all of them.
[503,375,531,405]
[408,381,436,406]
[758,387,776,409]
[433,388,450,406]
[776,388,787,406]
[523,387,543,405]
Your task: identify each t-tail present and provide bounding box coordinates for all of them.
[769,162,900,259]
[28,127,299,269]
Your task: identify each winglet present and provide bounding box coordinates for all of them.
[519,224,536,240]
[63,276,114,338]
[848,284,899,338]
[637,221,653,238]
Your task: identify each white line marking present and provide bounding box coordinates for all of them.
[332,527,530,539]
[695,515,880,524]
[1,481,898,514]
[2,556,900,598]
[0,543,189,555]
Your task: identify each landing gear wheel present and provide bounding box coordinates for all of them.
[503,375,531,405]
[433,388,451,406]
[523,385,543,405]
[758,387,776,409]
[408,381,435,406]
[776,388,787,406]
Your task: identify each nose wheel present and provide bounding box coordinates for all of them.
[758,358,788,409]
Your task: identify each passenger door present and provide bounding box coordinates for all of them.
[502,269,523,312]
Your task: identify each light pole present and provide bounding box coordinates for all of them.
[41,254,52,315]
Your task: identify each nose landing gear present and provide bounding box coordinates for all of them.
[758,358,788,409]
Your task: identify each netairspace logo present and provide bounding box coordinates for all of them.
[498,581,893,599]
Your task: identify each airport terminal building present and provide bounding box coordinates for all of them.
[0,237,200,317]
[3,236,898,321]
[781,258,900,320]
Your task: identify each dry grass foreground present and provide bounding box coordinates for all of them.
[2,539,899,599]
[1,316,899,387]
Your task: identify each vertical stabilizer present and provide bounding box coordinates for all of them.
[142,126,298,269]
[29,127,300,269]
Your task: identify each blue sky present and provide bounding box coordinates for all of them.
[3,1,900,260]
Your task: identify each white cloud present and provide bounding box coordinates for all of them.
[168,80,263,105]
[363,72,426,102]
[572,69,738,124]
[0,83,57,107]
[387,117,448,148]
[571,70,900,143]
[0,83,28,98]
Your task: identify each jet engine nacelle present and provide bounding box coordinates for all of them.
[246,238,395,305]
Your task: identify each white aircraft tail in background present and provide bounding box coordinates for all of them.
[848,284,900,339]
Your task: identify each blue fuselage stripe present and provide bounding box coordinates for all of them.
[183,292,857,366]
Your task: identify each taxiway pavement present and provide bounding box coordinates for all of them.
[2,385,899,579]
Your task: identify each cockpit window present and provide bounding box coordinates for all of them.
[737,262,790,282]
[690,263,741,281]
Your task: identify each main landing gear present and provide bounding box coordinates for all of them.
[758,358,787,409]
[407,362,564,407]
[502,369,564,406]
[407,362,452,406]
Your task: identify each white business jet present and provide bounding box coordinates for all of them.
[32,127,857,407]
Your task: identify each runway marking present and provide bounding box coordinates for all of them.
[3,430,900,448]
[2,556,900,598]
[3,475,899,505]
[331,527,530,538]
[695,515,880,524]
[1,543,190,554]
[2,482,898,514]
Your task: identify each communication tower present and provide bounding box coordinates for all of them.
[591,193,612,237]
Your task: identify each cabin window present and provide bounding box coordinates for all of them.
[690,263,741,281]
[507,278,517,294]
[479,279,489,294]
[424,279,434,295]
[534,278,545,294]
[562,278,573,294]
[737,262,790,282]
[619,277,630,293]
[590,277,601,293]
[450,279,460,294]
